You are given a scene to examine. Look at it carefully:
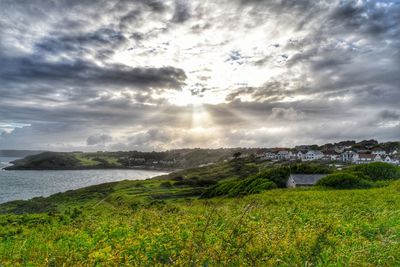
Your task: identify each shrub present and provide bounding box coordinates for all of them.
[255,167,290,188]
[316,173,373,189]
[227,177,277,197]
[349,162,400,181]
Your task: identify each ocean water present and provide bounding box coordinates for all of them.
[0,157,166,204]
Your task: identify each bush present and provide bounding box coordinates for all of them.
[349,162,400,181]
[255,167,290,188]
[316,173,373,189]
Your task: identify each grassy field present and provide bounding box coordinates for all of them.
[1,181,400,266]
[1,161,399,266]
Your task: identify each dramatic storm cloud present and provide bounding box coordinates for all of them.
[0,0,399,151]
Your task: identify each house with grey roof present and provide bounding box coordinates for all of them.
[304,150,324,161]
[286,174,326,188]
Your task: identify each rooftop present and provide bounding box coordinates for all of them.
[290,174,326,185]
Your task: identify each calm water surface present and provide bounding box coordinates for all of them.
[0,157,166,204]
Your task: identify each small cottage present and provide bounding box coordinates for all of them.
[286,174,326,188]
[304,150,324,161]
[276,150,292,160]
[352,153,375,164]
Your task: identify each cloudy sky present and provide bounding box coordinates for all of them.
[0,0,399,151]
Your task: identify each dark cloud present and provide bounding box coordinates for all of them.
[239,0,315,12]
[329,1,399,36]
[172,0,191,23]
[136,0,167,12]
[0,56,186,90]
[378,110,400,121]
[87,134,113,145]
[35,28,129,59]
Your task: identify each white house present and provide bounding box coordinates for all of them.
[304,150,324,161]
[352,154,375,164]
[264,152,277,160]
[352,154,391,164]
[371,149,386,156]
[383,155,399,165]
[322,150,340,161]
[297,151,306,160]
[341,151,357,162]
[276,151,292,160]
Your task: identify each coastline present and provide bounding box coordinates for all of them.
[3,165,179,172]
[0,167,171,204]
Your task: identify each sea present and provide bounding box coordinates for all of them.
[0,157,166,204]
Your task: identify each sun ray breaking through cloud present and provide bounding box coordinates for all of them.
[0,0,399,151]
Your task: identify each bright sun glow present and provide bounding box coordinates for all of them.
[164,89,217,130]
[166,87,227,107]
[168,89,204,107]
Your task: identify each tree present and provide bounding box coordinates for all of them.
[233,152,242,159]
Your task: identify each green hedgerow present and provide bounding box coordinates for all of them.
[316,172,373,189]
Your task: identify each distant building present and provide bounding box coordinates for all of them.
[263,152,277,160]
[383,156,399,165]
[286,174,326,188]
[296,151,306,160]
[321,150,339,161]
[371,149,386,156]
[341,151,357,162]
[276,151,292,160]
[304,150,323,161]
[351,154,400,165]
[352,154,375,164]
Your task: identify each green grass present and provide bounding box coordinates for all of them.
[73,153,100,166]
[63,153,123,168]
[1,181,400,266]
[1,161,399,266]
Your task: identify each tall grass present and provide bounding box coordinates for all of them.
[1,181,400,266]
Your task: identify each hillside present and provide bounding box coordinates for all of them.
[1,161,400,265]
[4,148,259,171]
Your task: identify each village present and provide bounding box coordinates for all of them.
[254,145,399,165]
[121,141,400,169]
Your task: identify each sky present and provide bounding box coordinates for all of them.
[0,0,399,151]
